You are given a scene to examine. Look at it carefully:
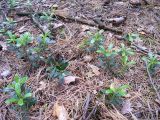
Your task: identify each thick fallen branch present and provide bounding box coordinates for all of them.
[16,12,122,34]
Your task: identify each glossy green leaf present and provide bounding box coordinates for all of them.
[5,98,18,104]
[15,83,21,96]
[18,99,24,106]
[24,93,32,98]
[14,74,19,83]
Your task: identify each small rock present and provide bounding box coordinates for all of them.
[1,70,11,78]
[129,0,141,5]
[83,55,93,62]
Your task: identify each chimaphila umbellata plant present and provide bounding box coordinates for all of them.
[79,30,105,53]
[4,74,36,109]
[118,43,135,74]
[7,32,54,68]
[97,43,118,69]
[101,83,130,105]
[46,55,69,84]
[142,52,160,74]
[123,33,140,43]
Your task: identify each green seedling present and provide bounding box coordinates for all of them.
[118,44,135,73]
[40,12,53,22]
[97,43,118,69]
[8,0,17,8]
[16,32,32,47]
[47,56,69,84]
[101,83,129,105]
[27,32,55,67]
[4,74,36,109]
[7,31,17,43]
[7,32,54,68]
[123,33,140,42]
[79,30,105,53]
[142,52,160,73]
[7,32,32,59]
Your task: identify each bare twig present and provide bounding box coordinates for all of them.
[82,93,91,120]
[145,61,160,100]
[31,14,49,34]
[85,103,98,120]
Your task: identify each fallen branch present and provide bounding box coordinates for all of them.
[16,12,122,34]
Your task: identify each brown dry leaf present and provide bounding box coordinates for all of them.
[88,64,100,76]
[121,100,132,114]
[55,9,70,18]
[85,71,95,78]
[53,102,69,120]
[64,76,80,84]
[83,55,93,62]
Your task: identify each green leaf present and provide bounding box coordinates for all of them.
[104,89,113,94]
[5,98,18,104]
[117,90,127,97]
[14,74,19,83]
[108,43,113,50]
[110,83,116,92]
[118,85,130,91]
[127,61,136,66]
[18,99,24,106]
[24,93,32,98]
[15,83,21,96]
[21,76,28,84]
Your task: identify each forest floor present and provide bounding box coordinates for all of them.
[0,0,160,120]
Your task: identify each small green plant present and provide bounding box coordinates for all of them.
[142,52,160,73]
[97,43,118,69]
[4,74,36,109]
[8,0,17,9]
[101,83,129,105]
[7,32,32,59]
[123,33,140,42]
[118,44,135,73]
[7,32,54,68]
[7,31,17,43]
[79,30,105,53]
[47,56,69,84]
[40,12,53,22]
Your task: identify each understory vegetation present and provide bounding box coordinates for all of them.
[0,0,160,120]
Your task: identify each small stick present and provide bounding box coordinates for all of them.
[31,14,49,34]
[82,93,91,120]
[85,103,98,120]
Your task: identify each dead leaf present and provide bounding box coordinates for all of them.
[64,76,80,84]
[139,31,146,35]
[53,102,69,120]
[85,72,95,78]
[83,55,93,62]
[38,81,46,91]
[0,41,7,51]
[88,64,100,76]
[121,100,132,114]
